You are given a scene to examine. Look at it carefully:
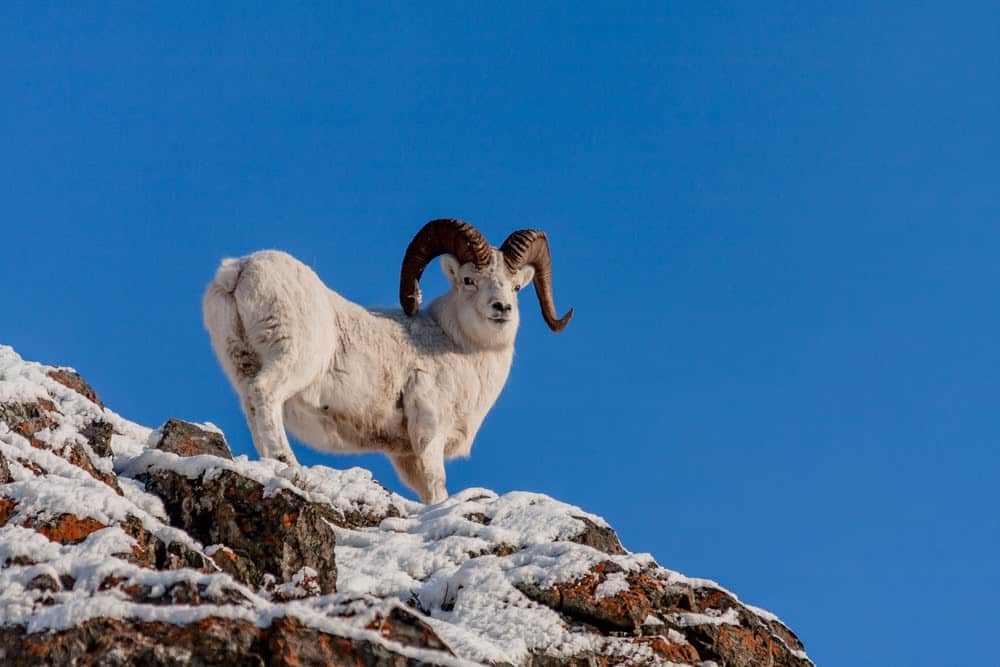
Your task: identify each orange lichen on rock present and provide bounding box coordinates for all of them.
[47,369,104,409]
[63,443,122,493]
[697,588,733,611]
[633,636,701,664]
[714,624,786,664]
[268,616,367,667]
[545,561,663,631]
[165,434,206,458]
[15,457,45,476]
[0,498,16,526]
[210,545,238,562]
[4,399,58,445]
[32,514,107,544]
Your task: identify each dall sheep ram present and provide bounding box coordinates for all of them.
[202,219,573,503]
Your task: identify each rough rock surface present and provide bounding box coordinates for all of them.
[154,418,232,460]
[0,450,10,484]
[0,614,445,667]
[137,456,340,594]
[0,345,812,666]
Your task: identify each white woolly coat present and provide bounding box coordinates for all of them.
[203,249,523,502]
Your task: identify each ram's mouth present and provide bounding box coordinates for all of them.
[489,317,510,325]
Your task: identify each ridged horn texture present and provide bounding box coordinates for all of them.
[500,229,574,332]
[400,219,493,315]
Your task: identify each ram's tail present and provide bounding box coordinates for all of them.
[203,258,260,382]
[211,257,243,293]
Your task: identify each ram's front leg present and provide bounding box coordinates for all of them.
[415,433,447,505]
[388,453,430,502]
[402,372,448,504]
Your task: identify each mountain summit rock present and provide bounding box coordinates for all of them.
[0,345,811,666]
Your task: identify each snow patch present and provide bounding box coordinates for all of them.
[594,571,630,599]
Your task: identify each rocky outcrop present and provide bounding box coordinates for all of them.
[0,614,448,667]
[136,441,340,594]
[0,345,812,666]
[154,418,232,460]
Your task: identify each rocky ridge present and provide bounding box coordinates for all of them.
[0,345,812,666]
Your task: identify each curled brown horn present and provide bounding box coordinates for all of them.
[500,229,574,333]
[400,219,493,315]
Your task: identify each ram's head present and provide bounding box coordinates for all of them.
[399,219,573,344]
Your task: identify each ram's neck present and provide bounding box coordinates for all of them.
[427,293,473,350]
[428,293,516,360]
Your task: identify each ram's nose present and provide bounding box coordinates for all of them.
[491,301,513,315]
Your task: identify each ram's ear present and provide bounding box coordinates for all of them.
[440,254,462,285]
[514,265,535,290]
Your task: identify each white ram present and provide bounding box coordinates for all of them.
[202,219,572,503]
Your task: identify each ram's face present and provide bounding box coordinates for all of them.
[441,250,535,348]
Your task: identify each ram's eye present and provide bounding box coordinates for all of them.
[513,285,521,292]
[463,277,475,286]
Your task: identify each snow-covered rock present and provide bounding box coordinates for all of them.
[0,345,812,666]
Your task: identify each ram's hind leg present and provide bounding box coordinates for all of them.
[233,254,332,467]
[243,361,299,465]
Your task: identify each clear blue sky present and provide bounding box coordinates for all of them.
[2,3,998,664]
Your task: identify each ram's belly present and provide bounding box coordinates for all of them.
[283,394,408,455]
[330,409,412,454]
